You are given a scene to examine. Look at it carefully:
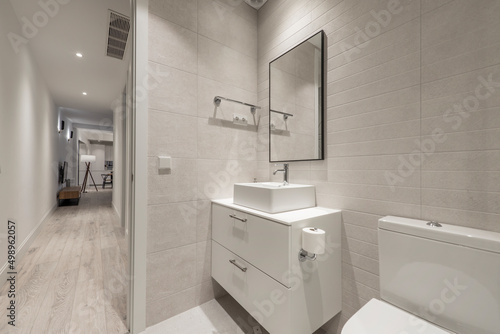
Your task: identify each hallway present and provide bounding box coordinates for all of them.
[0,189,128,334]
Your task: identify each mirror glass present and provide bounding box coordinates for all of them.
[269,31,325,162]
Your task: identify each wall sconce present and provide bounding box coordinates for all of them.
[59,120,65,133]
[68,130,73,141]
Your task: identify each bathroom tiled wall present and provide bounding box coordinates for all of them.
[145,0,500,330]
[146,0,259,326]
[258,0,500,332]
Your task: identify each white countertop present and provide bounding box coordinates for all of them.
[212,198,341,226]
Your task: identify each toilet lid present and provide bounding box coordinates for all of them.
[342,299,455,334]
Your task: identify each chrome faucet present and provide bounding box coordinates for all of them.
[273,163,289,185]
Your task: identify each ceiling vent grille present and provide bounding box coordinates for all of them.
[106,10,130,60]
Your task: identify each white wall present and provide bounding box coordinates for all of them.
[112,88,126,219]
[0,1,58,277]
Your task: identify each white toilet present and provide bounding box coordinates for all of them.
[342,216,500,334]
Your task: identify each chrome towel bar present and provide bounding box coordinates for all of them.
[214,96,261,114]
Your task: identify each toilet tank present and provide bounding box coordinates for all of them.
[378,216,500,334]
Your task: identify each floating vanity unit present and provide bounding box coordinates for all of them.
[211,184,341,334]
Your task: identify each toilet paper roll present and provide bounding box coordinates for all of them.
[302,227,326,255]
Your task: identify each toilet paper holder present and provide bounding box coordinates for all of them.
[298,249,317,262]
[299,227,326,262]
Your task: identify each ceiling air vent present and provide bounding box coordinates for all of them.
[106,10,130,60]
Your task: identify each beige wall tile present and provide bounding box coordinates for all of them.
[342,275,379,301]
[421,0,454,14]
[422,92,500,119]
[422,129,500,152]
[197,118,258,161]
[195,279,226,305]
[422,171,500,193]
[197,76,258,119]
[149,14,198,73]
[327,102,420,133]
[196,240,211,284]
[328,19,420,75]
[342,262,379,290]
[198,0,257,58]
[148,157,198,205]
[328,119,420,144]
[146,287,196,326]
[196,159,257,200]
[342,251,379,276]
[329,86,420,120]
[344,223,378,245]
[146,244,197,302]
[421,65,500,102]
[422,188,500,215]
[148,63,198,116]
[422,151,500,171]
[421,205,500,233]
[327,136,419,157]
[198,36,257,93]
[149,0,198,32]
[421,109,500,136]
[148,110,198,158]
[147,202,197,253]
[196,200,212,242]
[329,51,420,93]
[342,236,379,261]
[328,18,420,71]
[329,183,420,205]
[422,44,500,84]
[421,0,500,49]
[327,69,420,108]
[328,169,420,188]
[214,0,258,24]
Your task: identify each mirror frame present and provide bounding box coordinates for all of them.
[268,30,326,163]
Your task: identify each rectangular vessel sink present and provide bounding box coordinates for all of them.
[233,182,316,213]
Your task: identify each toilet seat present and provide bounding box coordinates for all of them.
[342,299,455,334]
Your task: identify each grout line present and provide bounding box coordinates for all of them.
[327,49,420,85]
[327,65,420,96]
[326,83,421,108]
[421,63,500,86]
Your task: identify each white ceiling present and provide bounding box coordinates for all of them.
[9,0,131,117]
[244,0,268,10]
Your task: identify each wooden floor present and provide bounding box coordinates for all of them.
[0,189,128,334]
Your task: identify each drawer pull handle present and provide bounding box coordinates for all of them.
[229,214,247,222]
[229,259,247,272]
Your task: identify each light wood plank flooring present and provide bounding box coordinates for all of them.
[0,189,128,334]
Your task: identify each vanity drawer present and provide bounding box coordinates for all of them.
[212,241,290,334]
[212,203,290,286]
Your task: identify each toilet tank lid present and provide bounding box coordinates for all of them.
[379,216,500,253]
[342,299,454,334]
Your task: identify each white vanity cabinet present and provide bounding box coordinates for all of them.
[211,199,342,334]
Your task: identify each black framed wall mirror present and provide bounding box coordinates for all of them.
[269,30,325,162]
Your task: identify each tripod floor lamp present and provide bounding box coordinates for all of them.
[80,155,98,193]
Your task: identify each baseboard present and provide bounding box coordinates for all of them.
[0,203,57,284]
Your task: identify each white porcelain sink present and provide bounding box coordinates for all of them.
[233,182,316,213]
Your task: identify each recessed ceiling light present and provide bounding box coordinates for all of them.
[76,52,83,58]
[82,92,87,95]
